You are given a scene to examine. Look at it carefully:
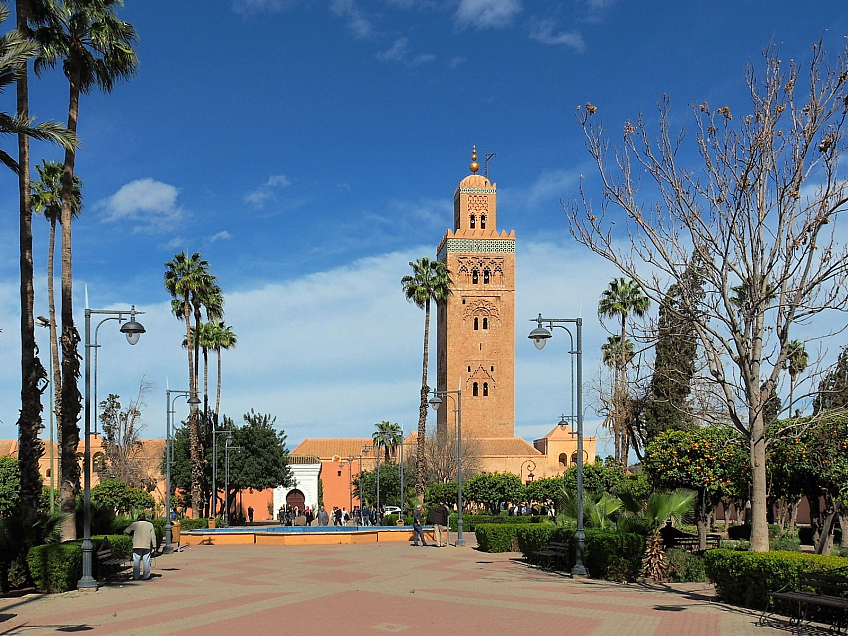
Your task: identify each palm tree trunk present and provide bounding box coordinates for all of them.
[59,72,82,541]
[184,301,202,517]
[788,376,795,417]
[215,349,222,419]
[416,299,431,498]
[47,219,62,493]
[618,319,627,467]
[15,0,45,517]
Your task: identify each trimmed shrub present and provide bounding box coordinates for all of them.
[666,549,708,582]
[704,549,848,613]
[475,524,522,552]
[449,513,542,531]
[27,543,81,593]
[583,529,645,582]
[179,518,212,531]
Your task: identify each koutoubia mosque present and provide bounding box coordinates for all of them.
[3,149,595,520]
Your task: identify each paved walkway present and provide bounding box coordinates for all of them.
[0,541,790,635]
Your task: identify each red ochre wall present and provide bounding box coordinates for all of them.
[320,460,361,511]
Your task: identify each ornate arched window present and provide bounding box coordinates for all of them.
[470,215,476,229]
[473,382,479,397]
[472,269,479,284]
[571,451,579,466]
[480,215,487,229]
[483,382,489,397]
[558,453,568,467]
[474,317,479,330]
[482,317,488,330]
[483,269,490,284]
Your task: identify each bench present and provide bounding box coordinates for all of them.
[96,537,129,571]
[760,572,848,633]
[531,540,571,571]
[667,534,721,552]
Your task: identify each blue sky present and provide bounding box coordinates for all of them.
[0,0,846,457]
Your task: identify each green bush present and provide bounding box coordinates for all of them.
[449,513,542,531]
[666,549,708,582]
[516,525,572,558]
[770,533,801,552]
[179,518,212,531]
[475,524,522,552]
[27,543,81,593]
[616,516,652,536]
[704,549,848,614]
[583,529,645,582]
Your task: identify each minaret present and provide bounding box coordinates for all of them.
[436,147,516,440]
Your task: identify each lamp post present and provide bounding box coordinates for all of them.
[79,306,145,589]
[428,388,464,547]
[224,437,241,527]
[520,459,537,485]
[339,456,354,512]
[35,317,55,513]
[362,444,380,524]
[211,426,232,519]
[528,313,586,577]
[164,389,200,553]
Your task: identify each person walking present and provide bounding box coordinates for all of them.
[247,506,254,523]
[412,504,427,546]
[428,501,450,547]
[124,512,157,581]
[317,506,330,526]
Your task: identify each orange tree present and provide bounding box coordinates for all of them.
[643,427,749,548]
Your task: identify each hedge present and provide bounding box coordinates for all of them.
[450,513,542,531]
[179,517,213,531]
[475,524,523,552]
[666,549,708,582]
[704,549,848,615]
[515,526,645,582]
[27,534,132,593]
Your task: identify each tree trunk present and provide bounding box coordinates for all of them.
[838,507,848,549]
[815,498,837,555]
[696,488,708,551]
[749,431,769,551]
[184,301,202,517]
[808,494,822,546]
[789,498,800,537]
[59,74,82,541]
[47,219,62,491]
[416,300,431,498]
[15,0,45,517]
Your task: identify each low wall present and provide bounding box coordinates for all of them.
[182,528,435,547]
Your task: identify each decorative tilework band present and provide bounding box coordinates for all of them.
[438,238,516,259]
[458,188,497,194]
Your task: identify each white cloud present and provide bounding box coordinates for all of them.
[529,18,585,52]
[245,174,292,209]
[210,231,233,242]
[376,37,409,62]
[232,0,295,14]
[330,0,373,39]
[454,0,521,30]
[412,53,436,65]
[448,56,467,69]
[498,167,582,211]
[98,179,183,232]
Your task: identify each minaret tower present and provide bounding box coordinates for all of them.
[436,147,516,440]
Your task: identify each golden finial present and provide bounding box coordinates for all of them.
[469,145,479,173]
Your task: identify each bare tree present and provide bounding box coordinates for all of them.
[416,432,481,484]
[567,42,848,551]
[95,379,155,490]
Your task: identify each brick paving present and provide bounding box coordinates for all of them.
[0,541,790,635]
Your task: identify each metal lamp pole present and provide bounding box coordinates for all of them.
[428,388,464,546]
[224,438,241,527]
[528,314,586,577]
[211,426,231,519]
[520,459,536,485]
[164,389,199,553]
[80,306,145,590]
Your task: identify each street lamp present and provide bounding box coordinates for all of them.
[520,459,536,485]
[79,305,145,590]
[428,388,464,547]
[362,443,380,524]
[211,425,231,519]
[224,437,241,527]
[339,456,354,512]
[528,313,587,577]
[164,389,199,553]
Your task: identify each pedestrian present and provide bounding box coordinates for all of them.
[334,506,343,526]
[412,504,427,546]
[362,506,371,526]
[342,507,349,524]
[247,506,254,523]
[317,506,330,526]
[427,501,449,547]
[124,512,157,581]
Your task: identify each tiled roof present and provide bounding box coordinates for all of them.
[292,438,380,461]
[475,437,542,457]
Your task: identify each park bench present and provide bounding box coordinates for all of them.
[668,534,721,553]
[531,540,571,571]
[760,572,848,633]
[96,537,129,571]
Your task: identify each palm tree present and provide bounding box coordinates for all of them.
[601,335,634,368]
[209,321,237,419]
[372,421,402,461]
[165,252,212,516]
[191,279,222,421]
[32,0,136,535]
[784,340,808,416]
[7,0,77,518]
[31,159,82,459]
[401,257,453,498]
[598,277,650,466]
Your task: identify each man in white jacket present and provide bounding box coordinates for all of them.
[124,513,157,580]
